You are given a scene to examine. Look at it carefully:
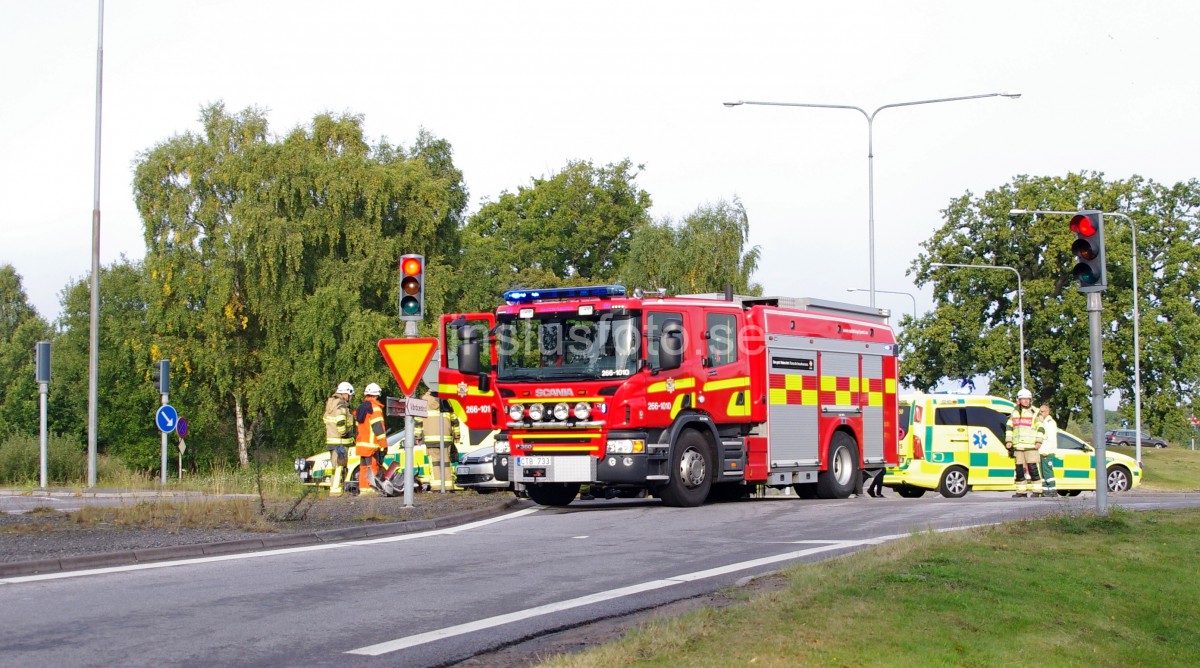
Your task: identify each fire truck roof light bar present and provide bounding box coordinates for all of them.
[503,285,627,303]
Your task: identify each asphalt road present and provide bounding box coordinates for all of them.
[1,490,1197,667]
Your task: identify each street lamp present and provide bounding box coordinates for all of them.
[1011,207,1143,466]
[930,262,1025,390]
[724,92,1021,308]
[847,288,916,321]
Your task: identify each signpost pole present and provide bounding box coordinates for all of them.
[403,320,418,508]
[160,391,168,485]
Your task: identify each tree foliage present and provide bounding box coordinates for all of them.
[132,104,468,465]
[0,265,50,436]
[452,160,652,311]
[902,172,1200,439]
[619,198,762,296]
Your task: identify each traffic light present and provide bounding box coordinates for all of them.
[1069,210,1106,292]
[398,254,425,321]
[151,359,170,395]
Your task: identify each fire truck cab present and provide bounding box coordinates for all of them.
[451,285,899,507]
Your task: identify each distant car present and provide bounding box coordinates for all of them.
[1105,429,1168,448]
[454,445,511,493]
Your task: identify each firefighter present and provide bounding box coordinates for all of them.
[322,381,356,496]
[355,382,387,496]
[1004,388,1042,498]
[1037,404,1059,497]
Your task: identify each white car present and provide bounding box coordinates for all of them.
[454,446,512,493]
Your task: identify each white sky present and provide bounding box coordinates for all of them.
[3,0,1198,328]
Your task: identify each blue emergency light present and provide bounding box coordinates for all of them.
[502,285,627,303]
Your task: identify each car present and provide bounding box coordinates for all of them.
[1105,429,1168,448]
[887,393,1142,498]
[453,445,512,493]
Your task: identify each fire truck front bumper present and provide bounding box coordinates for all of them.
[509,433,663,485]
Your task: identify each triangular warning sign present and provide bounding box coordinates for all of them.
[378,338,439,396]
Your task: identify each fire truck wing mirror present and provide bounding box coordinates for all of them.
[459,327,481,375]
[659,319,684,371]
[478,373,491,393]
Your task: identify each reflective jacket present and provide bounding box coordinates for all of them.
[1038,415,1058,456]
[1005,407,1040,450]
[355,397,387,451]
[323,395,355,447]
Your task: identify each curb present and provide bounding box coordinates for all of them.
[0,498,529,578]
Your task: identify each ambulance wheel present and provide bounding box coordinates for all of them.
[525,483,581,507]
[659,430,713,507]
[937,466,969,498]
[817,432,858,499]
[1106,466,1132,493]
[896,487,926,498]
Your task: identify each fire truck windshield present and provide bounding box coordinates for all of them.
[496,312,641,381]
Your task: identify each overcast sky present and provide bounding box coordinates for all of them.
[3,0,1198,333]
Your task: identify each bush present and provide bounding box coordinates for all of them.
[0,432,87,485]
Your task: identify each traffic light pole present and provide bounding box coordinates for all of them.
[403,319,417,508]
[1088,291,1108,515]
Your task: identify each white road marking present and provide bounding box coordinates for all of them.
[0,507,541,585]
[348,521,1000,657]
[349,539,857,656]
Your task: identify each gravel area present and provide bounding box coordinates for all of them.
[0,490,518,564]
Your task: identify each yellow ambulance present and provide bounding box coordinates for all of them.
[886,393,1142,498]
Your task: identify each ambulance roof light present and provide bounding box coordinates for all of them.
[502,285,627,303]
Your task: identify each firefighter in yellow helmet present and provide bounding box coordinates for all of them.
[355,383,387,496]
[1005,388,1042,498]
[322,381,355,496]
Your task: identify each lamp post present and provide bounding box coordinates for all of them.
[930,262,1025,390]
[1011,207,1143,466]
[724,92,1021,308]
[847,288,916,321]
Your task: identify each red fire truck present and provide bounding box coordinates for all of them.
[439,285,899,507]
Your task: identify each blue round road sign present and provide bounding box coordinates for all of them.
[176,416,189,438]
[155,405,179,433]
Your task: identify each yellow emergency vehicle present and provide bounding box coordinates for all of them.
[886,393,1142,498]
[294,406,496,495]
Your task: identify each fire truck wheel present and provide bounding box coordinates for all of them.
[937,466,969,498]
[525,483,582,507]
[659,430,713,508]
[817,432,858,499]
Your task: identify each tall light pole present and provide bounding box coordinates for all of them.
[847,288,916,321]
[1011,208,1143,466]
[930,262,1025,390]
[87,0,105,487]
[724,92,1021,308]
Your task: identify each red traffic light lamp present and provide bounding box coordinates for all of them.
[1069,211,1106,293]
[398,254,425,321]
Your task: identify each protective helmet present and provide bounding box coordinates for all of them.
[1016,388,1033,400]
[364,382,382,396]
[336,381,354,395]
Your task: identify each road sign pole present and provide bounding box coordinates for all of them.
[161,392,168,485]
[39,383,48,489]
[403,319,418,508]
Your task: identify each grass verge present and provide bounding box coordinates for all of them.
[1112,444,1200,491]
[538,507,1200,667]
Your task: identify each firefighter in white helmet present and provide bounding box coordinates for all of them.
[1005,388,1042,498]
[355,383,387,495]
[322,381,355,496]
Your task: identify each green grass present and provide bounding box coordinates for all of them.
[1110,443,1200,491]
[539,508,1200,667]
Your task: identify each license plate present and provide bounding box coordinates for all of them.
[456,466,470,475]
[517,456,552,467]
